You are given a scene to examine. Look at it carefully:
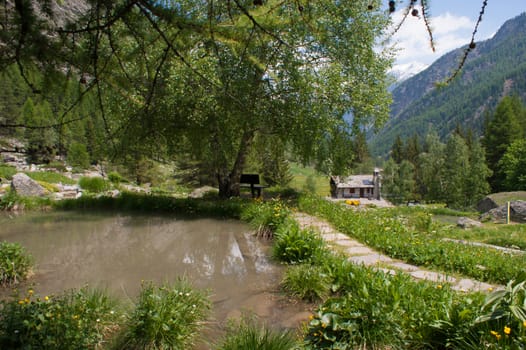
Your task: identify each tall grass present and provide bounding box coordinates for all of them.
[113,280,210,350]
[216,315,298,350]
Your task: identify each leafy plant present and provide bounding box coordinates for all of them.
[241,198,290,237]
[272,217,327,264]
[0,241,33,285]
[281,264,331,302]
[78,176,110,193]
[473,279,526,346]
[0,288,119,349]
[216,314,297,350]
[114,279,210,350]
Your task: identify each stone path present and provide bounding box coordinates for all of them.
[294,212,500,293]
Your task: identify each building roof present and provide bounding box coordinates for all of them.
[331,175,374,189]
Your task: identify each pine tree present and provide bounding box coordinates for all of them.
[466,138,492,206]
[498,139,526,191]
[418,131,445,202]
[483,96,525,191]
[443,134,470,209]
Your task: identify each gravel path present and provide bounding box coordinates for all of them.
[294,212,501,293]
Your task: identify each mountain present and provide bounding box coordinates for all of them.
[369,12,526,156]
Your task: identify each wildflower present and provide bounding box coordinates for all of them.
[488,287,493,292]
[44,296,50,301]
[28,289,34,295]
[437,285,442,289]
[18,300,25,305]
[309,315,314,320]
[504,326,511,335]
[523,320,526,328]
[491,330,501,340]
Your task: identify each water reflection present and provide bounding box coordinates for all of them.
[0,211,311,346]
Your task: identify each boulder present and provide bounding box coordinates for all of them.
[11,173,46,197]
[480,200,526,223]
[457,217,483,229]
[188,186,217,198]
[476,196,499,213]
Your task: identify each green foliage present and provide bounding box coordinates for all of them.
[0,165,17,180]
[26,171,76,185]
[107,171,127,184]
[302,175,317,194]
[240,199,290,237]
[0,288,119,349]
[216,315,297,350]
[298,195,526,284]
[281,264,331,302]
[114,280,210,350]
[498,139,526,191]
[472,279,526,347]
[0,241,33,285]
[78,176,110,193]
[272,218,327,264]
[67,142,90,170]
[382,158,415,204]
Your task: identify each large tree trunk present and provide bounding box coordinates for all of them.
[217,130,254,198]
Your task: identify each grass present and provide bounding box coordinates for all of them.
[25,171,76,185]
[488,191,526,206]
[298,195,526,285]
[289,163,329,197]
[0,241,33,285]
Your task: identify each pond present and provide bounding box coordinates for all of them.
[0,211,309,347]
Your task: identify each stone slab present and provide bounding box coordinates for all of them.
[348,254,394,265]
[345,246,377,255]
[388,262,419,272]
[452,279,497,293]
[322,233,351,241]
[410,270,456,283]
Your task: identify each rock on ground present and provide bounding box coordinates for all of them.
[457,217,483,229]
[480,200,526,223]
[11,173,47,197]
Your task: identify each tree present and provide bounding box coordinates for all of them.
[442,134,470,209]
[418,131,445,202]
[382,158,415,205]
[466,138,492,205]
[390,135,404,164]
[498,139,526,191]
[483,95,525,191]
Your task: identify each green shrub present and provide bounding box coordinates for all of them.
[216,315,297,350]
[272,217,327,264]
[78,176,110,193]
[108,171,127,184]
[0,165,17,181]
[281,264,331,302]
[114,280,210,350]
[67,142,90,170]
[0,241,33,285]
[241,198,290,237]
[471,279,526,347]
[0,288,119,349]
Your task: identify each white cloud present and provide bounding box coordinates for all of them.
[385,7,476,74]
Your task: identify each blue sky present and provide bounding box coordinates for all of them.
[385,0,526,75]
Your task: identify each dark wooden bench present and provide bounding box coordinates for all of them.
[240,174,268,198]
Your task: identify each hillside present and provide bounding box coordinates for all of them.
[369,13,526,156]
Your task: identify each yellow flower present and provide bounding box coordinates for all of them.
[309,315,314,320]
[437,285,442,289]
[504,326,511,335]
[490,330,501,340]
[28,289,34,295]
[44,296,50,301]
[18,300,25,305]
[523,320,526,328]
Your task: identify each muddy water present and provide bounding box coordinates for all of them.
[0,211,310,346]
